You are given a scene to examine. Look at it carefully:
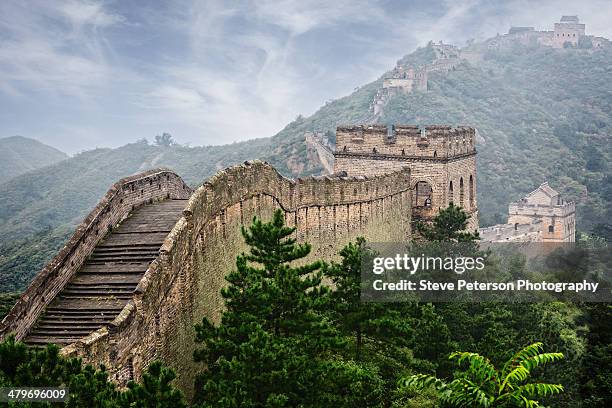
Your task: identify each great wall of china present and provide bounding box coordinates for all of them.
[1,14,592,399]
[369,41,467,120]
[0,115,578,398]
[0,160,412,396]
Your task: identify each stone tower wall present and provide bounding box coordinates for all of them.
[508,202,575,242]
[334,125,478,230]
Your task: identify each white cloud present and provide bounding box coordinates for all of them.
[0,0,124,99]
[58,0,125,27]
[1,0,611,152]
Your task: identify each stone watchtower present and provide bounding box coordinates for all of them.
[333,124,478,230]
[553,16,585,48]
[507,182,575,242]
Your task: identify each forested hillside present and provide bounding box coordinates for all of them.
[272,43,612,230]
[1,40,610,292]
[0,136,68,184]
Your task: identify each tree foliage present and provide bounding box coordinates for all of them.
[0,335,185,407]
[416,203,479,242]
[193,210,383,407]
[401,342,564,407]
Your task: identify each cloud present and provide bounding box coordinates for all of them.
[0,0,125,99]
[0,0,611,152]
[58,0,125,27]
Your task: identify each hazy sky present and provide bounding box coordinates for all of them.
[1,0,611,153]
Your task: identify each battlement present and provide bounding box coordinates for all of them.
[335,124,476,159]
[480,219,543,242]
[2,161,413,396]
[509,201,576,218]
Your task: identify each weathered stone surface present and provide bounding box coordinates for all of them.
[482,182,575,242]
[1,161,412,399]
[0,169,191,341]
[334,124,479,231]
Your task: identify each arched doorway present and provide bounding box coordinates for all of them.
[414,181,433,208]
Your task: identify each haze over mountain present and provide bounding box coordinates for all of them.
[0,136,67,184]
[1,34,610,292]
[2,1,612,152]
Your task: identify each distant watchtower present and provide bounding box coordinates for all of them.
[553,16,585,47]
[333,124,478,230]
[507,182,575,242]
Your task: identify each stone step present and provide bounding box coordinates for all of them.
[90,252,159,259]
[59,294,133,301]
[28,329,95,337]
[66,283,137,289]
[24,198,186,348]
[100,233,168,246]
[47,298,127,310]
[60,287,135,297]
[38,317,114,324]
[24,336,84,346]
[35,323,106,330]
[86,256,157,264]
[80,263,151,274]
[93,246,160,254]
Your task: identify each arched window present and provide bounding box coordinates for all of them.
[469,175,474,209]
[414,181,433,208]
[459,177,465,207]
[433,150,437,157]
[514,223,519,231]
[448,181,454,204]
[548,225,554,233]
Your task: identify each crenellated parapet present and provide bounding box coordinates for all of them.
[508,201,576,218]
[335,124,476,161]
[39,161,412,397]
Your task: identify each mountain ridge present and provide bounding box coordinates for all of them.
[0,136,68,184]
[1,35,610,292]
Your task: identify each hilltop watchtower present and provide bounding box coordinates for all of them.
[553,16,585,47]
[333,124,478,230]
[507,182,575,242]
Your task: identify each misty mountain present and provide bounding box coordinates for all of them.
[271,41,611,229]
[0,136,68,184]
[1,39,611,292]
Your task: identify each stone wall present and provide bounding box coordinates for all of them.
[0,169,192,340]
[480,220,543,242]
[60,161,412,398]
[335,125,476,158]
[304,132,334,174]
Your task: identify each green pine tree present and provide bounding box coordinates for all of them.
[193,209,383,407]
[323,238,451,406]
[117,361,186,408]
[0,335,185,407]
[416,203,479,242]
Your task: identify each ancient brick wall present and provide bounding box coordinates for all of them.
[0,169,192,340]
[60,161,412,398]
[479,220,543,242]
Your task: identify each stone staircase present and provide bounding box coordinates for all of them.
[23,199,187,346]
